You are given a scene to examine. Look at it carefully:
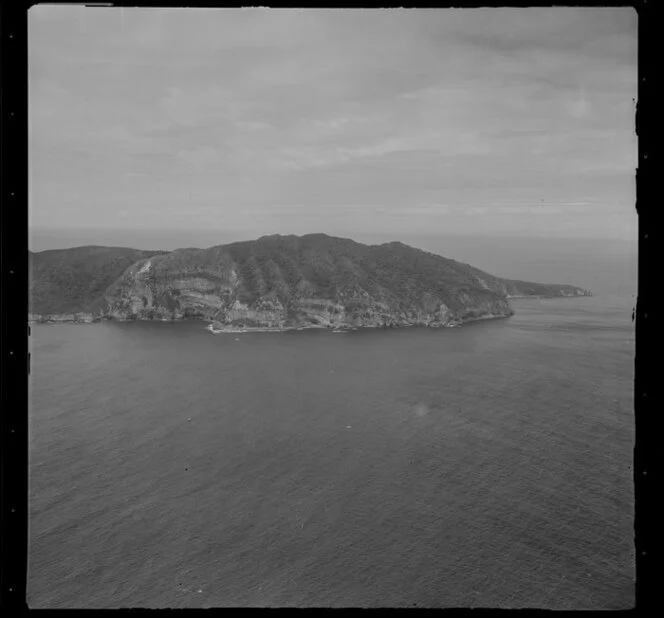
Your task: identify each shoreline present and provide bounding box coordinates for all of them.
[506,293,592,300]
[206,319,480,335]
[27,294,592,328]
[28,315,471,331]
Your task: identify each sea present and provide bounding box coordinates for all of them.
[27,287,636,609]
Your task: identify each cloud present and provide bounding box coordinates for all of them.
[29,6,636,240]
[565,85,593,119]
[176,145,224,167]
[158,85,256,129]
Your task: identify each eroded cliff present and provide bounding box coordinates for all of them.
[97,234,590,330]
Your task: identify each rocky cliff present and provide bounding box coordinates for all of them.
[29,234,591,328]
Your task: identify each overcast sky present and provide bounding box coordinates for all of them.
[29,6,637,244]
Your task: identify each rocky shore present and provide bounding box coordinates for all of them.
[28,313,100,324]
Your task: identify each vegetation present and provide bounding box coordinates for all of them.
[29,246,166,315]
[29,234,591,319]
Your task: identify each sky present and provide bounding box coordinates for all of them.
[29,6,637,249]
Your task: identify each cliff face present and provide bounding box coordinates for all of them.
[95,234,590,329]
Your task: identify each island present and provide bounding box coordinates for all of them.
[29,233,591,329]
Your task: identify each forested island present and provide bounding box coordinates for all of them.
[29,233,591,329]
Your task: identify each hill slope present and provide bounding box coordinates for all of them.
[29,246,167,319]
[29,234,591,327]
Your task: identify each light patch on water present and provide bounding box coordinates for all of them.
[414,403,429,417]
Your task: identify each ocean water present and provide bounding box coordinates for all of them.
[27,294,635,609]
